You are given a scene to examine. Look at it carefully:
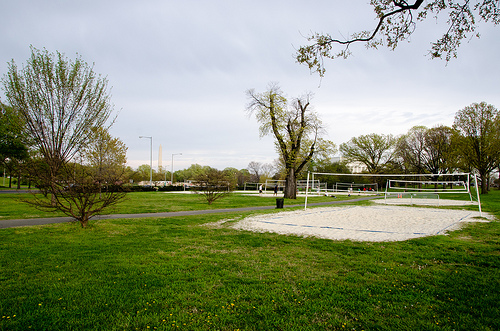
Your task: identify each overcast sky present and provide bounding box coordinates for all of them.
[1,1,499,172]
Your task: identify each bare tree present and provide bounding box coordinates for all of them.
[260,163,275,182]
[296,1,500,76]
[25,157,127,228]
[396,126,429,173]
[2,47,122,226]
[247,161,263,183]
[423,125,455,174]
[246,83,325,199]
[194,167,234,205]
[395,125,455,189]
[247,161,275,183]
[3,47,113,178]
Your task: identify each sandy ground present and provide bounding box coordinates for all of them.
[373,197,478,206]
[232,201,494,242]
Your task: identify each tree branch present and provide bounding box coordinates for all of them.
[320,0,423,47]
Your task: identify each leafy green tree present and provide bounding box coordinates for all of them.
[0,102,29,188]
[122,166,139,184]
[246,83,326,199]
[0,103,28,164]
[453,102,500,194]
[223,167,243,189]
[340,133,397,173]
[136,164,157,183]
[175,164,208,182]
[156,166,170,183]
[303,138,337,175]
[313,160,351,188]
[82,126,128,192]
[296,1,500,76]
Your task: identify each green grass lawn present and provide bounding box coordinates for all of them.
[0,191,498,330]
[0,191,359,220]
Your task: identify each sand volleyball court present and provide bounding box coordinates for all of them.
[233,202,493,242]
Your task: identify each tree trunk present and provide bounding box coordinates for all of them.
[51,189,57,206]
[80,214,90,228]
[50,170,58,206]
[284,169,297,199]
[480,171,489,194]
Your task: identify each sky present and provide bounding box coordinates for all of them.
[1,1,499,172]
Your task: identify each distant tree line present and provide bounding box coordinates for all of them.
[336,102,500,194]
[126,101,500,196]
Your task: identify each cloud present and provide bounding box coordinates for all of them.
[1,0,500,170]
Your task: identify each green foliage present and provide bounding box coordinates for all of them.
[312,161,354,187]
[0,102,28,163]
[453,102,500,194]
[340,133,397,173]
[175,164,210,182]
[136,164,156,182]
[82,126,128,184]
[0,102,30,188]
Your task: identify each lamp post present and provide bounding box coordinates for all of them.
[171,153,182,184]
[139,136,153,186]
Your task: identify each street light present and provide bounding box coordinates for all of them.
[163,164,169,184]
[171,153,182,184]
[139,136,153,186]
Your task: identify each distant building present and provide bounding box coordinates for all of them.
[332,156,368,174]
[346,161,368,174]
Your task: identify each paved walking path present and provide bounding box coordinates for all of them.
[0,196,380,229]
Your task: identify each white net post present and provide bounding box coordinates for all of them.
[384,179,389,203]
[305,171,310,210]
[474,174,482,217]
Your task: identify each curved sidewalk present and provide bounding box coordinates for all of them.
[0,196,379,229]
